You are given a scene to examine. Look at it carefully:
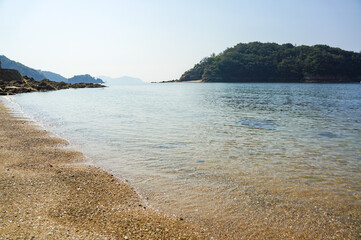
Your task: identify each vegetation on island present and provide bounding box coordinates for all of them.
[178,42,361,83]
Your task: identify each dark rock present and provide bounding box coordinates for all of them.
[0,60,105,95]
[0,56,46,80]
[0,71,105,95]
[0,69,23,82]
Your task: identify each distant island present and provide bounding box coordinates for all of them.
[99,75,144,85]
[68,74,104,84]
[0,61,105,95]
[0,55,104,84]
[175,42,361,83]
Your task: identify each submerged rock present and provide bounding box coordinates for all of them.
[235,119,278,130]
[318,132,339,138]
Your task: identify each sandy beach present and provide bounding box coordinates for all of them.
[1,93,360,240]
[0,98,207,239]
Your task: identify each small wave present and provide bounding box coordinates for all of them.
[1,96,35,121]
[1,96,67,141]
[2,95,23,112]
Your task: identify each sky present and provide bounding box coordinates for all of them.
[1,0,361,82]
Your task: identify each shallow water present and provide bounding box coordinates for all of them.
[5,83,361,238]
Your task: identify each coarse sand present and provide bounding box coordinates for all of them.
[0,99,209,239]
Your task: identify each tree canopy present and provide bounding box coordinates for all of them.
[178,42,361,83]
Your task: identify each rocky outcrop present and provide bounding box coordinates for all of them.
[0,55,46,81]
[0,61,105,95]
[1,55,105,84]
[0,69,23,82]
[178,70,202,82]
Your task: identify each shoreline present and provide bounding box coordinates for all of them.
[0,98,207,239]
[2,90,360,239]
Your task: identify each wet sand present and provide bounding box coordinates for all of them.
[0,99,207,239]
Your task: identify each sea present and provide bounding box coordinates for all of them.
[3,83,361,238]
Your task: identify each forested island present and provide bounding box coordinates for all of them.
[177,42,361,83]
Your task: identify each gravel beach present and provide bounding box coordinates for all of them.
[0,99,207,239]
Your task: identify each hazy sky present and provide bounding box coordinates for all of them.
[1,0,361,82]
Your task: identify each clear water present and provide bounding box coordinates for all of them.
[5,83,361,238]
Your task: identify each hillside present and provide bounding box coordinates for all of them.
[38,70,68,82]
[0,55,104,84]
[0,61,105,95]
[0,55,46,80]
[178,42,361,83]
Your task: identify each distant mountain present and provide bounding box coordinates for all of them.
[178,42,361,83]
[38,70,68,82]
[68,74,104,84]
[99,75,144,85]
[0,55,46,80]
[0,55,104,84]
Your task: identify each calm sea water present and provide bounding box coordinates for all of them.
[5,83,361,238]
